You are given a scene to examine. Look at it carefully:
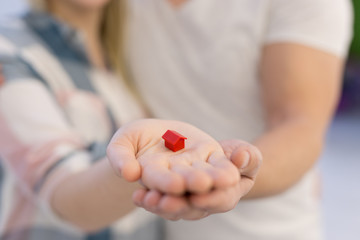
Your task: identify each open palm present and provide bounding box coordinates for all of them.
[107,119,240,195]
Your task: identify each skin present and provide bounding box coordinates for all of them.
[0,0,262,231]
[40,0,262,229]
[246,43,343,198]
[127,40,344,217]
[130,139,262,220]
[107,120,262,221]
[42,0,137,232]
[6,0,340,231]
[110,0,344,220]
[50,159,141,232]
[107,119,241,194]
[53,119,259,230]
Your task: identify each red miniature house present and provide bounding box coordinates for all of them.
[162,130,187,152]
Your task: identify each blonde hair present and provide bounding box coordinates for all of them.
[102,0,128,79]
[28,0,127,79]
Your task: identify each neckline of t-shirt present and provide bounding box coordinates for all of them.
[165,0,189,9]
[162,0,203,15]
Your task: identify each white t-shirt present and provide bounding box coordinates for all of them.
[126,0,353,239]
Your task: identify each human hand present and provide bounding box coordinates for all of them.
[107,119,240,195]
[131,139,262,220]
[219,139,262,185]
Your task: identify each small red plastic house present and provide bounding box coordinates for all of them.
[162,130,187,152]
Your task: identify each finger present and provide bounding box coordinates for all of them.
[219,139,250,159]
[232,150,250,169]
[170,160,213,194]
[179,208,209,221]
[231,146,263,180]
[107,140,141,182]
[141,161,186,195]
[205,152,240,188]
[189,183,242,214]
[133,189,210,221]
[143,195,190,221]
[132,188,148,206]
[158,195,189,214]
[191,161,229,189]
[158,214,182,221]
[143,190,163,211]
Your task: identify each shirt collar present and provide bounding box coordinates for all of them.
[24,10,86,56]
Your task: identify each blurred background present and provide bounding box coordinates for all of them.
[0,0,359,239]
[319,1,360,239]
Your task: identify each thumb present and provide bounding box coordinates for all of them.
[230,145,263,180]
[107,136,141,182]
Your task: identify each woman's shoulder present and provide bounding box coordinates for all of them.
[0,14,42,56]
[0,13,65,95]
[0,15,45,85]
[0,11,79,89]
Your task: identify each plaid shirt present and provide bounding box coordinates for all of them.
[0,11,161,240]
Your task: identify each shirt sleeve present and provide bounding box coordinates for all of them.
[264,0,354,58]
[0,53,92,231]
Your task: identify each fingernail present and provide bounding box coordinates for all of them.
[240,152,250,169]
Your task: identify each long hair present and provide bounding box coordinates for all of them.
[28,0,128,80]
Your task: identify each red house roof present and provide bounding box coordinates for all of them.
[162,130,187,145]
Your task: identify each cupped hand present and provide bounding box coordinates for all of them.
[132,139,263,220]
[107,119,240,195]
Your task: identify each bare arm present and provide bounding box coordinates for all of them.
[50,158,139,233]
[0,63,138,233]
[97,43,343,220]
[106,119,261,221]
[51,118,242,228]
[243,43,344,198]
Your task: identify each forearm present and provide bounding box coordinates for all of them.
[50,158,139,232]
[242,43,344,199]
[243,118,325,199]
